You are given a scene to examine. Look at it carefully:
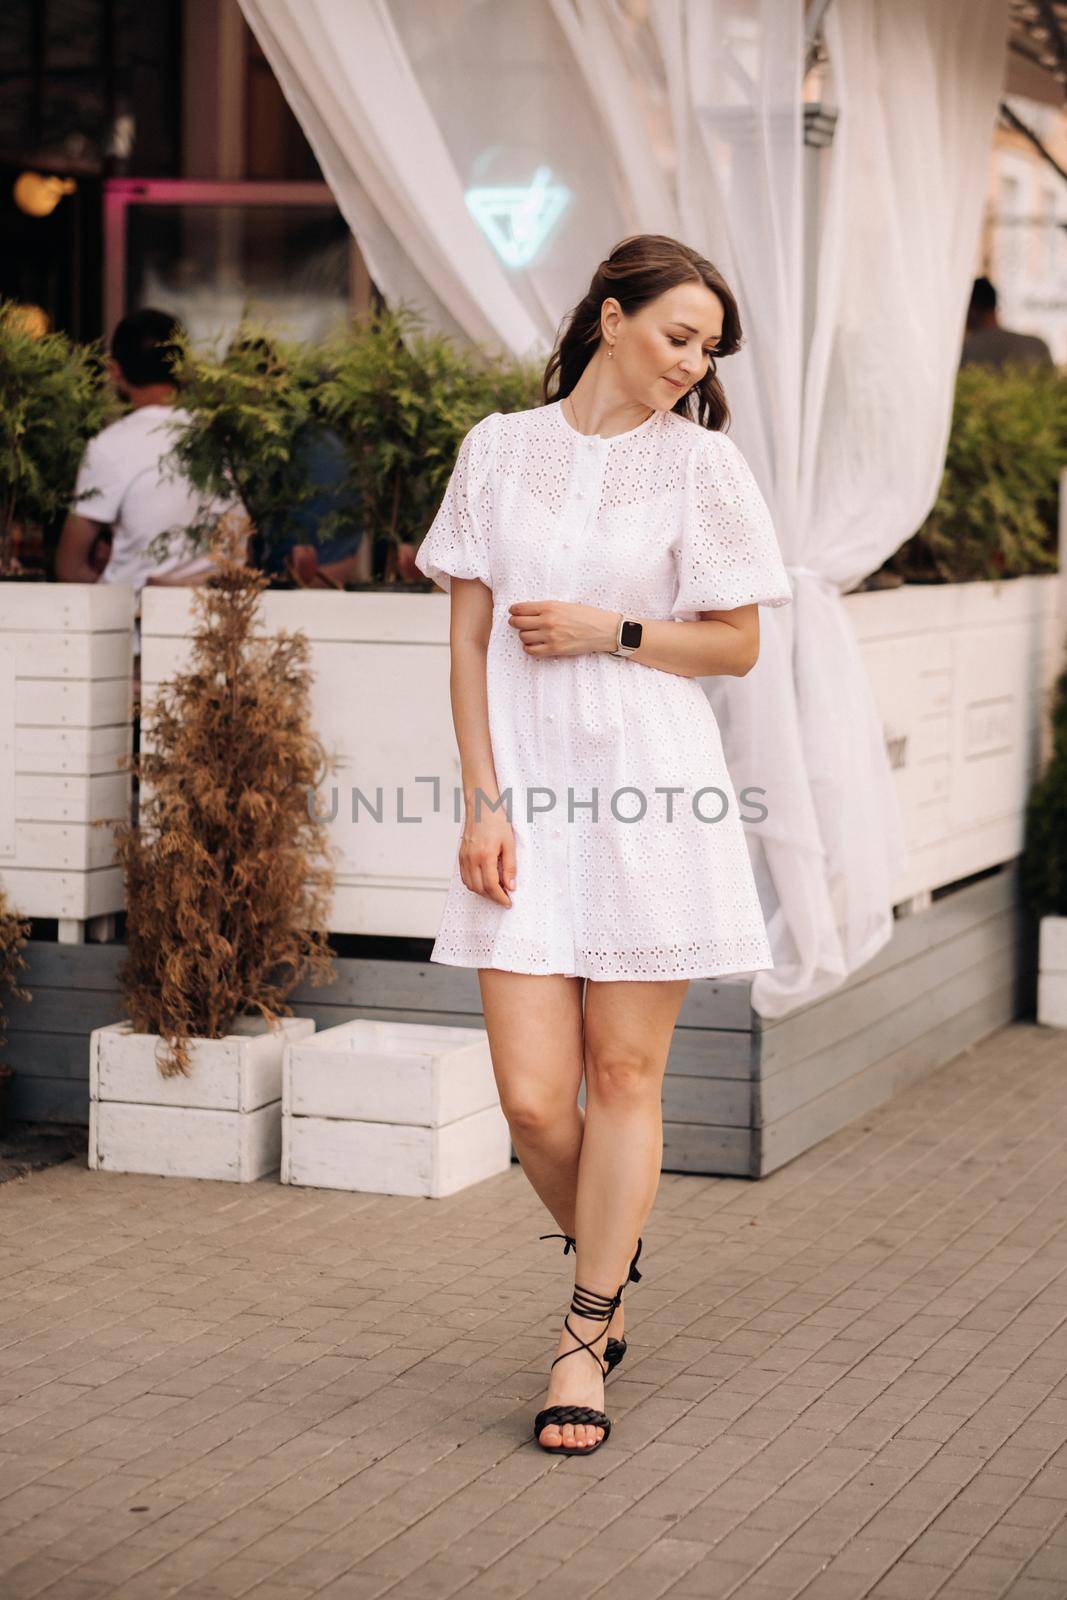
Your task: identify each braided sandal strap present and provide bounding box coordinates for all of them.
[535,1404,611,1435]
[539,1232,575,1257]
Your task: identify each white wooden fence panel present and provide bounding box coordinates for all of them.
[141,576,1062,935]
[0,583,135,935]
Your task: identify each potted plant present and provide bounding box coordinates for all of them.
[0,300,113,577]
[89,546,339,1180]
[0,888,31,1133]
[1022,650,1067,1028]
[318,300,541,586]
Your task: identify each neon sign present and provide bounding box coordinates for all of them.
[465,164,570,267]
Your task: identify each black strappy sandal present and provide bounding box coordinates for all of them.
[534,1277,627,1454]
[540,1232,643,1375]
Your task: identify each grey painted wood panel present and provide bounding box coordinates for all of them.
[756,970,1022,1177]
[8,1073,87,1125]
[665,1026,754,1081]
[661,1073,751,1129]
[4,1031,91,1081]
[662,1120,752,1177]
[756,913,1023,1122]
[7,986,128,1037]
[757,865,1020,1065]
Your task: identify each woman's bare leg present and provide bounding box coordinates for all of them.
[537,976,689,1451]
[477,968,586,1231]
[478,968,626,1347]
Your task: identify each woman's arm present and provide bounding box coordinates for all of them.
[507,600,758,678]
[449,578,516,905]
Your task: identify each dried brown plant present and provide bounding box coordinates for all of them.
[0,887,31,1066]
[113,530,338,1077]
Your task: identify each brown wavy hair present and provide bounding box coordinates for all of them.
[540,233,743,433]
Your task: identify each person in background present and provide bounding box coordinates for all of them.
[256,419,365,587]
[223,334,364,588]
[55,309,244,637]
[961,276,1055,370]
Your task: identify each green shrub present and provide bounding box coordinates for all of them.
[1021,651,1067,922]
[0,303,113,574]
[317,302,541,559]
[888,362,1067,584]
[163,324,337,568]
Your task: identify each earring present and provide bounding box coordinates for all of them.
[608,343,615,359]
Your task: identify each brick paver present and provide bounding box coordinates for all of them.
[1,1020,1066,1599]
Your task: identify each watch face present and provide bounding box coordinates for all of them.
[620,619,642,649]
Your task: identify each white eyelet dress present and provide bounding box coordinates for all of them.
[413,399,794,982]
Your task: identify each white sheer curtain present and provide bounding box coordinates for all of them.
[239,0,1011,1017]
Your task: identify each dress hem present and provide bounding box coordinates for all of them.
[426,950,773,982]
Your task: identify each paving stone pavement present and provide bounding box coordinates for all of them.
[2,1019,1067,1600]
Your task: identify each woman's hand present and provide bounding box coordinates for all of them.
[460,803,516,906]
[508,600,618,657]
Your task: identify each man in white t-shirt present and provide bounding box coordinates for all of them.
[56,309,243,649]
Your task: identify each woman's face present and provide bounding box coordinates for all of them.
[607,283,725,409]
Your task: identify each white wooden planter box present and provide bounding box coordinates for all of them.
[0,583,135,942]
[1038,915,1067,1028]
[849,574,1062,903]
[141,576,1061,937]
[281,1019,511,1198]
[89,1014,315,1181]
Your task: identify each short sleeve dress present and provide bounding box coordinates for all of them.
[413,399,794,982]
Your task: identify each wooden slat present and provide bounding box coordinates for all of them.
[8,1074,89,1125]
[0,865,125,921]
[661,1121,752,1177]
[0,584,135,632]
[3,1030,93,1081]
[10,822,118,872]
[3,631,131,679]
[7,985,127,1037]
[16,772,128,823]
[16,723,131,775]
[665,1026,753,1082]
[661,1073,751,1128]
[16,940,126,991]
[16,678,132,729]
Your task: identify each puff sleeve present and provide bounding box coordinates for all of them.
[413,412,499,593]
[670,432,794,620]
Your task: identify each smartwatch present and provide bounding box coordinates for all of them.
[610,616,643,658]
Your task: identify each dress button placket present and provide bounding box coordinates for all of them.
[546,434,603,973]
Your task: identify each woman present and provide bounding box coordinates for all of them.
[414,234,793,1456]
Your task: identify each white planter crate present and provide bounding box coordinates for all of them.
[281,1019,511,1198]
[89,1014,315,1181]
[1038,916,1067,1029]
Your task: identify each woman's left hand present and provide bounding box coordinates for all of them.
[508,600,619,657]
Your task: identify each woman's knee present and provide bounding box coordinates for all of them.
[584,1047,661,1105]
[498,1088,575,1138]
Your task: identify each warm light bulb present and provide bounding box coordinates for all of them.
[13,172,77,218]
